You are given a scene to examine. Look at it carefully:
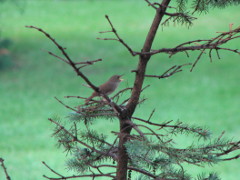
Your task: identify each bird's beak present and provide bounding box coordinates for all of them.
[119,74,124,81]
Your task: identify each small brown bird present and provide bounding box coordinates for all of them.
[85,75,123,104]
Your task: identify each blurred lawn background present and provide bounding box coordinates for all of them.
[0,0,239,179]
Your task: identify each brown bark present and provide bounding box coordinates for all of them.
[116,118,132,180]
[116,1,172,179]
[126,0,171,116]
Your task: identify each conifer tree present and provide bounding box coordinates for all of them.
[26,0,240,180]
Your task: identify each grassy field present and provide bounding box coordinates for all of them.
[0,0,239,179]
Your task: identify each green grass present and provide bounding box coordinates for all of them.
[0,0,240,179]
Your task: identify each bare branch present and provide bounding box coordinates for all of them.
[112,87,133,100]
[64,95,86,100]
[144,0,158,9]
[102,137,119,161]
[138,124,164,142]
[215,47,239,54]
[25,26,99,89]
[45,50,102,67]
[221,154,240,161]
[43,173,115,180]
[42,161,64,178]
[139,27,240,66]
[74,59,102,65]
[144,63,192,79]
[119,85,150,106]
[96,37,118,41]
[26,25,123,114]
[0,158,11,180]
[153,2,176,10]
[190,50,205,71]
[54,97,79,113]
[126,120,146,139]
[148,108,155,121]
[98,15,136,56]
[45,50,69,64]
[64,96,104,107]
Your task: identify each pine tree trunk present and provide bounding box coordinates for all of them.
[116,118,132,180]
[116,1,171,179]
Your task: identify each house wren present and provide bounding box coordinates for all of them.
[85,75,123,104]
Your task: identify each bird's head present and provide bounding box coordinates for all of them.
[109,75,124,83]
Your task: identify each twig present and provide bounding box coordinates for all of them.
[148,108,155,121]
[144,0,157,9]
[126,120,146,139]
[221,154,240,161]
[26,25,123,115]
[42,161,64,178]
[25,26,99,90]
[137,124,163,142]
[137,26,240,68]
[141,84,151,92]
[102,136,119,161]
[112,87,133,99]
[0,158,11,180]
[119,85,149,106]
[98,15,137,56]
[216,47,239,55]
[217,131,225,142]
[45,50,69,64]
[64,95,86,100]
[90,164,158,179]
[132,117,208,137]
[43,173,115,180]
[190,50,205,72]
[54,97,79,113]
[74,59,102,65]
[216,141,240,157]
[64,96,102,105]
[48,118,117,160]
[209,48,213,62]
[45,50,102,67]
[145,63,192,79]
[161,11,196,27]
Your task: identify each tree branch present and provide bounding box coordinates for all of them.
[216,141,240,157]
[98,15,136,56]
[54,97,79,113]
[144,63,192,79]
[126,120,146,139]
[25,26,98,90]
[0,158,11,180]
[45,50,102,68]
[48,118,117,160]
[26,25,123,115]
[162,12,197,27]
[42,161,64,178]
[132,116,209,138]
[144,0,158,9]
[43,173,115,180]
[141,26,240,70]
